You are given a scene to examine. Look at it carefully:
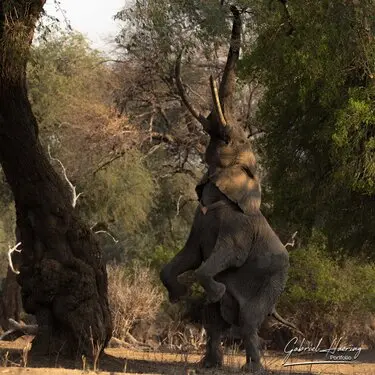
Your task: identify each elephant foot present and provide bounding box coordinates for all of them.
[241,362,265,374]
[200,351,223,368]
[160,269,188,303]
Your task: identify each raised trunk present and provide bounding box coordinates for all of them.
[218,5,242,123]
[0,1,112,358]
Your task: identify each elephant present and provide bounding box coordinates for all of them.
[160,172,290,372]
[160,6,295,373]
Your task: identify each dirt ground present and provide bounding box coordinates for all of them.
[0,339,374,375]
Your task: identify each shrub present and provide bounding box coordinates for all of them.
[107,263,164,340]
[279,244,375,347]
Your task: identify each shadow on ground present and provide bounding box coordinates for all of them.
[0,345,318,375]
[0,341,374,375]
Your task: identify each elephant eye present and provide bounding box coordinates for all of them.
[242,166,255,179]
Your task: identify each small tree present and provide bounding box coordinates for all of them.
[0,1,112,358]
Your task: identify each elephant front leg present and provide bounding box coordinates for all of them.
[160,208,203,303]
[160,251,199,303]
[195,240,247,303]
[160,226,202,302]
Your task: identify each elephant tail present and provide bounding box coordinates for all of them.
[270,309,304,336]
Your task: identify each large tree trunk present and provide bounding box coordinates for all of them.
[0,269,22,330]
[0,1,112,358]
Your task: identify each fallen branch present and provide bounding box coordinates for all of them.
[7,242,22,275]
[0,319,38,341]
[48,145,82,208]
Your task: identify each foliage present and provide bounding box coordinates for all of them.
[241,0,375,257]
[28,32,112,133]
[279,237,375,346]
[82,151,156,235]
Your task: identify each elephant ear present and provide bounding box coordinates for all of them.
[211,166,261,214]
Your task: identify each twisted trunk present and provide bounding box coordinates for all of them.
[0,1,112,358]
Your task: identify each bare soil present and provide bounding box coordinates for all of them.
[0,338,373,375]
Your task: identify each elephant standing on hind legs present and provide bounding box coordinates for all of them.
[160,6,295,374]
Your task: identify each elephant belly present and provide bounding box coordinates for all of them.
[198,210,221,261]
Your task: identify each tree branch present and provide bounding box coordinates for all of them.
[7,242,22,275]
[94,231,119,244]
[278,0,295,35]
[175,51,210,130]
[284,231,298,249]
[48,145,82,208]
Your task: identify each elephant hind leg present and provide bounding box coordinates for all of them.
[240,281,281,373]
[200,302,229,368]
[241,331,265,374]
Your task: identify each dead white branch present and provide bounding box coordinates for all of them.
[8,242,22,275]
[94,230,119,244]
[140,143,163,161]
[284,231,298,249]
[175,195,183,217]
[90,223,119,244]
[48,145,82,208]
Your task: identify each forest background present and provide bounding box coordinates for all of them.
[0,0,374,348]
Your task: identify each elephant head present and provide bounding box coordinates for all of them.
[175,5,261,214]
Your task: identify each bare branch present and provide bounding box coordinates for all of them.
[93,131,173,175]
[149,132,174,143]
[246,81,260,123]
[94,231,119,244]
[48,145,82,208]
[141,143,164,161]
[175,51,210,129]
[148,111,155,143]
[158,107,171,128]
[90,223,119,244]
[93,151,126,175]
[184,83,209,106]
[278,0,295,35]
[248,130,265,140]
[284,231,298,249]
[0,319,38,341]
[175,195,183,217]
[8,242,22,275]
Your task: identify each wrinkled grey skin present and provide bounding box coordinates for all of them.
[160,135,290,373]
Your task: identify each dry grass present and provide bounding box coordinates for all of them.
[0,339,374,375]
[107,263,164,341]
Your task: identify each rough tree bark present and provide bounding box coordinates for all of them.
[0,269,22,330]
[0,1,112,358]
